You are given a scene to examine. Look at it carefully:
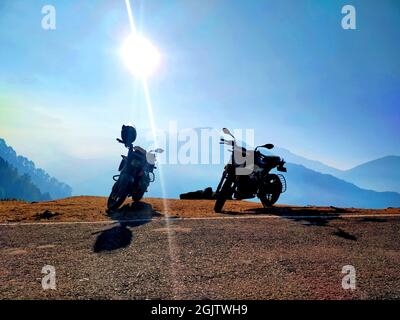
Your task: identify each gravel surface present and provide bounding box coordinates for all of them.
[1,205,400,299]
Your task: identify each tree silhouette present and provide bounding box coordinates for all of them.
[0,138,72,199]
[0,156,51,201]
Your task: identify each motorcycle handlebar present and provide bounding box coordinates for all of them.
[220,139,249,155]
[220,138,234,146]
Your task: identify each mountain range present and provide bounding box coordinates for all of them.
[273,147,400,193]
[143,161,400,209]
[142,129,400,208]
[1,133,399,209]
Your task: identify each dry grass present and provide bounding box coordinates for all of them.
[0,196,399,223]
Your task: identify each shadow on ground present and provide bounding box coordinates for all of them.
[93,201,161,253]
[223,205,367,241]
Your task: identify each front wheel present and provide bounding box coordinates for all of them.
[107,174,131,210]
[258,174,282,207]
[132,190,145,202]
[214,175,234,213]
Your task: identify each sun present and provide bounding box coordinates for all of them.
[120,33,161,79]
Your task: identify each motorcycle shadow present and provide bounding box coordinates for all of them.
[107,201,162,221]
[93,201,161,253]
[227,206,359,241]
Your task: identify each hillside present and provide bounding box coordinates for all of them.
[339,156,400,193]
[0,156,51,202]
[272,147,342,177]
[280,163,400,208]
[0,138,72,199]
[276,149,400,194]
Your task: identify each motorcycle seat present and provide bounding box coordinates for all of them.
[263,155,281,161]
[134,146,147,154]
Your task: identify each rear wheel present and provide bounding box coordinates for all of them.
[107,175,131,210]
[214,175,234,213]
[258,174,282,207]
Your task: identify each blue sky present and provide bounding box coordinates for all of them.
[0,0,399,172]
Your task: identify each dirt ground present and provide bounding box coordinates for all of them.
[1,197,400,299]
[1,196,399,223]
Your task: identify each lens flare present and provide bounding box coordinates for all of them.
[123,0,182,297]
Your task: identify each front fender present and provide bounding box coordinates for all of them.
[118,156,127,171]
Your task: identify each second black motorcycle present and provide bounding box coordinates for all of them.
[214,128,287,213]
[107,125,164,210]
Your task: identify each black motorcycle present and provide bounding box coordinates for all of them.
[214,128,287,213]
[107,125,163,210]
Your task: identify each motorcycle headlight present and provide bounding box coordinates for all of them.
[277,160,287,172]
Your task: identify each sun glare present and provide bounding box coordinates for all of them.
[120,33,161,79]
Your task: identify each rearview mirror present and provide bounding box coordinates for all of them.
[222,128,235,139]
[154,148,164,154]
[263,144,274,149]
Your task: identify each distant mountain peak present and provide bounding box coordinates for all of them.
[347,155,400,170]
[371,155,400,162]
[340,155,400,193]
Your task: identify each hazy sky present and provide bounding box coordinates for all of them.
[0,0,399,171]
